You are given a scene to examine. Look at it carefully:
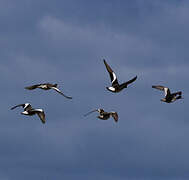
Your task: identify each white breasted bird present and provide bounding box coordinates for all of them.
[25,83,72,99]
[11,103,46,124]
[103,59,137,93]
[84,108,118,123]
[152,85,183,103]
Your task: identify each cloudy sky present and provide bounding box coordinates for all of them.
[1,0,189,179]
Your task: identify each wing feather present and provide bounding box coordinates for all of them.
[10,104,25,110]
[152,85,171,97]
[36,111,46,124]
[25,84,41,90]
[103,59,119,86]
[84,109,98,117]
[111,112,118,122]
[50,87,72,99]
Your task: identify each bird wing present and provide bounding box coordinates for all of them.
[111,112,118,122]
[25,84,41,90]
[172,91,182,96]
[84,109,98,117]
[119,76,137,88]
[152,85,171,97]
[50,87,72,99]
[10,104,25,110]
[34,110,45,124]
[103,59,119,86]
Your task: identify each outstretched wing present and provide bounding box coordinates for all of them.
[103,59,119,86]
[111,112,118,122]
[172,91,182,96]
[34,110,45,124]
[119,76,137,88]
[25,84,41,90]
[10,104,25,110]
[125,76,137,85]
[50,87,72,99]
[152,85,171,97]
[84,109,98,117]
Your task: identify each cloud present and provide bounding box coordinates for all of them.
[38,16,155,64]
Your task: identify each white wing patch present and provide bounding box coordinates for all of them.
[112,72,117,83]
[51,87,61,93]
[34,109,43,112]
[164,88,168,97]
[39,84,47,88]
[24,103,30,109]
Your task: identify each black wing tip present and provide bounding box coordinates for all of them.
[63,95,73,99]
[133,75,137,80]
[25,86,34,90]
[103,59,109,65]
[84,113,89,117]
[10,104,23,110]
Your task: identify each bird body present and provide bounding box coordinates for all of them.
[25,83,72,99]
[11,103,46,124]
[152,85,182,103]
[84,108,118,123]
[38,84,56,90]
[103,59,137,93]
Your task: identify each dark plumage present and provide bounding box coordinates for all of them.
[152,85,183,103]
[25,83,72,99]
[11,103,46,124]
[84,108,118,123]
[103,59,137,93]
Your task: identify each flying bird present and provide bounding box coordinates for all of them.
[152,85,183,103]
[103,59,137,93]
[11,103,46,124]
[84,108,118,123]
[25,83,72,99]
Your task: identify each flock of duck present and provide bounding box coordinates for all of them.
[11,59,183,124]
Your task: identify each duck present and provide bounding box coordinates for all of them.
[11,103,46,124]
[25,83,72,99]
[84,108,118,122]
[103,59,137,93]
[152,85,183,103]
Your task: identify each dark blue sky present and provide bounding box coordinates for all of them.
[1,0,189,179]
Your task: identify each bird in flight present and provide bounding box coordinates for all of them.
[152,85,183,103]
[103,59,137,93]
[84,108,118,123]
[11,103,46,124]
[25,83,72,99]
